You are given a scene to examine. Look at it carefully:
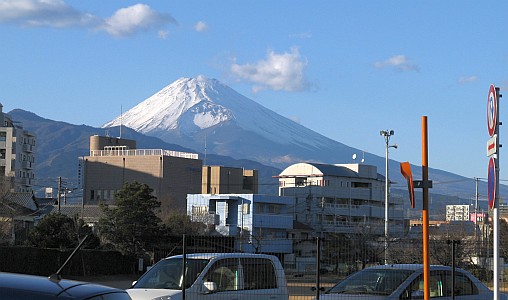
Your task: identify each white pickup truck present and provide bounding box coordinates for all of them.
[127,252,289,300]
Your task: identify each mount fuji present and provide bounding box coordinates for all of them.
[102,76,489,202]
[103,76,362,168]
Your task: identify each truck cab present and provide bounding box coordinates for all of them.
[127,253,288,300]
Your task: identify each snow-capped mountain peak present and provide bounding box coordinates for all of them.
[103,76,235,132]
[103,75,354,167]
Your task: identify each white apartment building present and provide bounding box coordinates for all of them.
[0,105,36,192]
[446,204,470,221]
[276,162,405,237]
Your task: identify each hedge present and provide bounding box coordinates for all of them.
[0,246,135,276]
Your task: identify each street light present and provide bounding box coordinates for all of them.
[380,130,397,264]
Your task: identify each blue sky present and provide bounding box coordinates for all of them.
[1,1,507,181]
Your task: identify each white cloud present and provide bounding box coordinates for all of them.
[458,76,478,84]
[0,0,99,27]
[373,55,419,72]
[230,47,310,93]
[194,21,208,32]
[100,4,176,37]
[0,1,176,37]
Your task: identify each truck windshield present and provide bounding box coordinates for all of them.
[133,258,210,289]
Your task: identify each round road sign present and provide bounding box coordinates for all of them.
[487,84,497,137]
[488,157,496,209]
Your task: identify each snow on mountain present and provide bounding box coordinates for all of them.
[103,75,333,149]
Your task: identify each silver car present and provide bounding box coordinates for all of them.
[319,264,506,299]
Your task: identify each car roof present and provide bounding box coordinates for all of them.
[165,252,277,260]
[364,264,462,272]
[0,272,127,299]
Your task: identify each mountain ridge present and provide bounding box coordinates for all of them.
[8,76,500,210]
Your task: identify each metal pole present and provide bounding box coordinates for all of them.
[182,234,186,300]
[422,116,430,300]
[384,139,389,265]
[380,130,395,265]
[315,237,321,300]
[493,86,501,300]
[57,176,62,213]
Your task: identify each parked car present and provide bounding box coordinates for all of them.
[127,252,289,300]
[0,272,131,300]
[318,264,507,299]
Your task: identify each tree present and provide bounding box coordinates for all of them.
[98,181,162,257]
[26,213,97,249]
[163,213,207,236]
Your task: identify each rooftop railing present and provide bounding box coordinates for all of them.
[90,149,199,160]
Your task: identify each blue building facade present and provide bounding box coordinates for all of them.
[187,194,293,254]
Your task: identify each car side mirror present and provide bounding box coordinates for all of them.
[203,281,218,294]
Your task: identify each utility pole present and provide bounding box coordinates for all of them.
[57,176,62,213]
[380,129,397,264]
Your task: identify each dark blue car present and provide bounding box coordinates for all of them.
[0,272,131,300]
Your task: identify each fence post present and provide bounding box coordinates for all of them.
[182,234,186,300]
[315,236,321,300]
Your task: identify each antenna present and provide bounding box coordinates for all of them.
[361,151,365,163]
[204,134,207,165]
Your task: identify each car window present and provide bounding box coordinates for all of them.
[406,271,445,298]
[133,257,209,289]
[203,258,239,292]
[405,270,479,298]
[242,258,278,290]
[445,271,478,296]
[327,268,414,295]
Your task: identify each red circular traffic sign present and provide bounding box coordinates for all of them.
[488,157,496,209]
[487,84,497,137]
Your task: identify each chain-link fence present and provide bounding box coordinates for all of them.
[143,234,505,299]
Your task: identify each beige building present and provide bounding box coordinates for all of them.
[82,135,202,213]
[0,104,36,193]
[201,165,258,194]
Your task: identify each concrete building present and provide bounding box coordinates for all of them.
[82,135,202,213]
[446,204,470,221]
[0,104,36,193]
[276,162,405,237]
[201,165,258,194]
[187,194,293,254]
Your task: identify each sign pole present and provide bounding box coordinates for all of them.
[422,116,430,300]
[493,86,500,300]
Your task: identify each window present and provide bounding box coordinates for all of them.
[192,205,209,215]
[445,271,478,296]
[203,258,239,292]
[406,270,478,298]
[242,258,277,290]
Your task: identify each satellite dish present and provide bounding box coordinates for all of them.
[352,154,357,160]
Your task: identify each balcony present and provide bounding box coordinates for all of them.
[20,178,33,186]
[22,161,33,170]
[23,144,34,153]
